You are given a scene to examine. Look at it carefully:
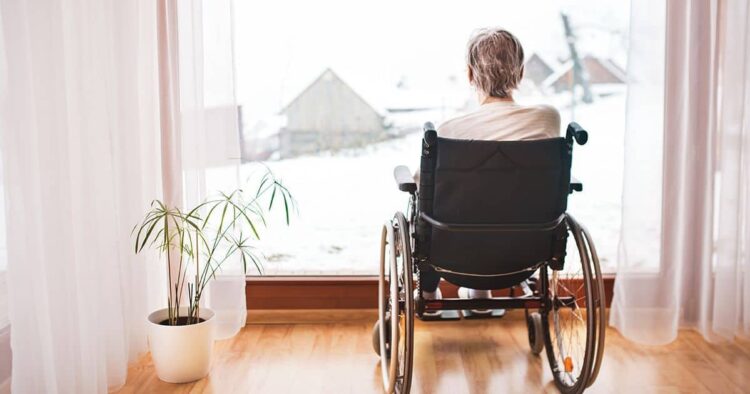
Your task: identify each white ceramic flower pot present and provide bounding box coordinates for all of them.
[147,307,215,383]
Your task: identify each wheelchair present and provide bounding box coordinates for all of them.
[372,122,606,394]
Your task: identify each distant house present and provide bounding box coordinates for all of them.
[523,53,556,87]
[544,56,626,93]
[279,68,386,158]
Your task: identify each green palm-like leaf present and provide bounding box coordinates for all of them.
[131,167,294,325]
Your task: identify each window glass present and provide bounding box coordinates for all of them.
[233,0,630,274]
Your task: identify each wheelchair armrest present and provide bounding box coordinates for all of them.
[394,165,417,193]
[570,177,583,193]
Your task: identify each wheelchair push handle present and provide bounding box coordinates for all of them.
[566,122,588,145]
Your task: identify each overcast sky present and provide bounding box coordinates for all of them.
[233,0,630,125]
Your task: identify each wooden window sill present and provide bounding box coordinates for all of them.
[246,275,615,309]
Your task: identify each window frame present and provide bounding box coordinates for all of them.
[244,274,615,309]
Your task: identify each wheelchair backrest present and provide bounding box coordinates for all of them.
[416,130,572,287]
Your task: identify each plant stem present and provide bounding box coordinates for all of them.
[195,231,200,323]
[164,214,175,325]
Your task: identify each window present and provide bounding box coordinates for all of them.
[233,0,629,275]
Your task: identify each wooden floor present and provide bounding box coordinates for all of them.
[121,310,750,393]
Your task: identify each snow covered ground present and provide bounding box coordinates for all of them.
[222,93,625,275]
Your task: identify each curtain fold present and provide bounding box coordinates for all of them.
[713,0,750,338]
[613,0,750,344]
[173,0,245,340]
[610,0,668,343]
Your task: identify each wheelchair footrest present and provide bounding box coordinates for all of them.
[418,310,461,321]
[461,309,506,319]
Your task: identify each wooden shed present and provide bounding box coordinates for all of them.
[544,56,626,93]
[279,68,386,158]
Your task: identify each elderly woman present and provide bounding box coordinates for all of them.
[421,28,561,315]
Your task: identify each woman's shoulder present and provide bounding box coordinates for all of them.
[521,104,561,127]
[507,103,561,138]
[438,112,469,128]
[437,111,479,136]
[437,102,561,138]
[522,103,560,118]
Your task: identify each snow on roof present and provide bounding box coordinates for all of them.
[281,67,474,117]
[280,68,387,116]
[526,52,562,70]
[541,56,626,89]
[599,58,627,82]
[542,60,574,88]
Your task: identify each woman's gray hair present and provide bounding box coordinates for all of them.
[466,28,525,98]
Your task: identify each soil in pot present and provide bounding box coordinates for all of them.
[159,317,207,326]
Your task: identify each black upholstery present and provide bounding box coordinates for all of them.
[416,133,572,290]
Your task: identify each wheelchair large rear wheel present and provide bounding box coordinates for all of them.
[542,215,605,394]
[375,212,414,393]
[579,222,606,387]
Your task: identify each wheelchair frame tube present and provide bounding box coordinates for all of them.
[402,295,576,312]
[419,212,566,232]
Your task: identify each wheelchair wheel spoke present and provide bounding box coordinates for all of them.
[543,216,601,393]
[571,308,585,324]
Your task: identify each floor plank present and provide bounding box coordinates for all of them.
[120,310,750,393]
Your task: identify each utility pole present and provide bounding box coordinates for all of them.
[561,13,593,108]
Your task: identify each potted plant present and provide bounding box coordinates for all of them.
[133,169,293,383]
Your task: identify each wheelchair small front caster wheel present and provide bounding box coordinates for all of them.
[371,318,391,356]
[527,312,544,355]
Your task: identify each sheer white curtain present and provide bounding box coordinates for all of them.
[713,0,750,340]
[0,9,11,387]
[612,0,750,344]
[0,0,162,391]
[172,0,246,340]
[0,0,243,391]
[610,0,667,341]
